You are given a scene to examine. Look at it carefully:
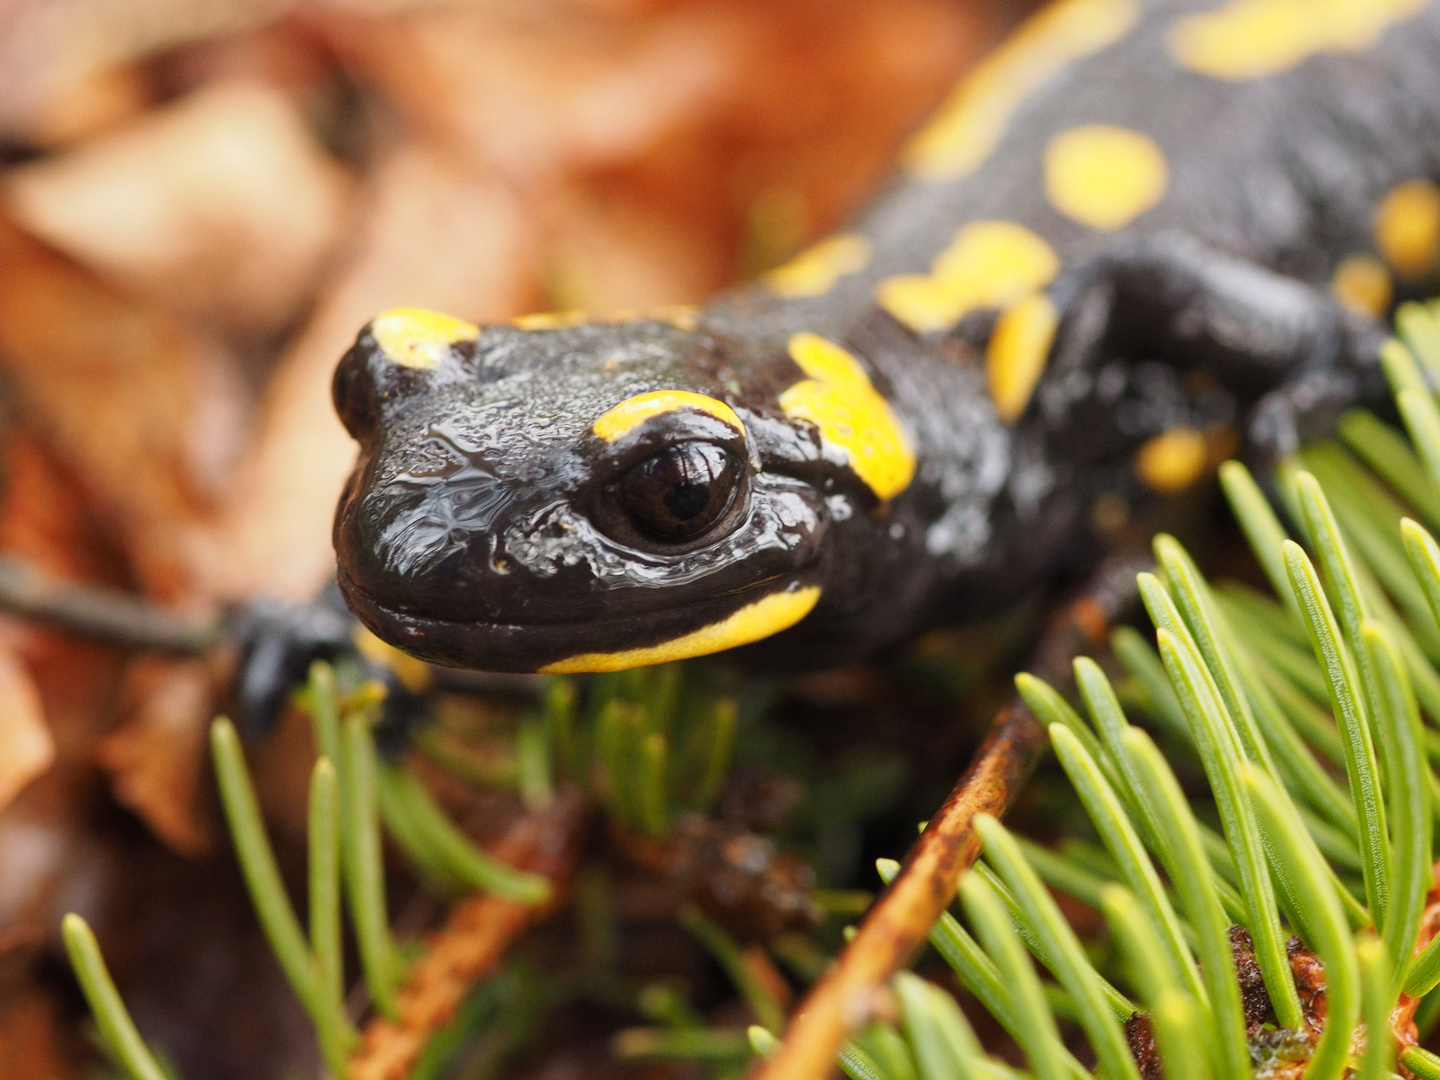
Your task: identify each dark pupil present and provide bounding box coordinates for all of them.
[620,443,739,541]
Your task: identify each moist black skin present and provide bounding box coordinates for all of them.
[331,0,1437,674]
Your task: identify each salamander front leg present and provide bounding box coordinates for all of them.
[1036,232,1388,464]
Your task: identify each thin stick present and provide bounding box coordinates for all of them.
[0,556,219,652]
[347,788,588,1080]
[744,701,1045,1080]
[744,552,1145,1080]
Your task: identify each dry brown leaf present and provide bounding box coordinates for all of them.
[0,217,245,602]
[0,646,51,816]
[97,656,218,856]
[319,3,744,179]
[187,141,541,601]
[0,982,79,1080]
[4,81,354,338]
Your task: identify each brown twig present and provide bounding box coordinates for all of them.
[746,551,1147,1080]
[0,555,221,653]
[745,552,1147,1080]
[348,789,589,1080]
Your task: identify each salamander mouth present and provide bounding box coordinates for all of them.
[337,566,823,673]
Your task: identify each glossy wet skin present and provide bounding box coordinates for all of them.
[334,316,868,671]
[334,0,1440,675]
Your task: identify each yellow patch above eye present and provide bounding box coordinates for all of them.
[779,332,916,501]
[591,390,745,443]
[1171,0,1428,81]
[539,585,822,673]
[1044,125,1168,231]
[1330,255,1393,318]
[370,307,479,369]
[903,0,1138,180]
[987,294,1059,422]
[1375,180,1440,280]
[765,234,873,298]
[1135,427,1208,494]
[876,220,1060,334]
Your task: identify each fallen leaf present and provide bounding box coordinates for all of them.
[4,81,355,338]
[0,646,51,816]
[97,656,219,855]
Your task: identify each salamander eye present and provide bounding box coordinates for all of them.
[618,442,741,542]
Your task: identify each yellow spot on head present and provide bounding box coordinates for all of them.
[1172,0,1428,80]
[1044,125,1168,230]
[540,585,822,673]
[765,235,873,298]
[987,294,1059,422]
[512,306,700,332]
[512,310,588,331]
[1135,427,1208,494]
[353,626,432,694]
[1330,255,1393,317]
[779,332,916,501]
[903,0,1138,180]
[876,220,1060,334]
[592,390,745,443]
[370,308,479,369]
[1376,180,1440,280]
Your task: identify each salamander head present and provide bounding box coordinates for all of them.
[332,307,866,673]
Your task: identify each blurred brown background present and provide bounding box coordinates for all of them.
[0,1,1030,1075]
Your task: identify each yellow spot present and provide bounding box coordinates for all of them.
[903,0,1138,180]
[512,310,588,330]
[876,220,1060,334]
[370,308,478,369]
[779,333,916,501]
[540,586,822,673]
[1172,0,1428,80]
[592,390,745,443]
[1376,180,1440,280]
[987,294,1059,422]
[652,305,701,331]
[765,235,873,298]
[353,626,432,694]
[1135,427,1208,494]
[1044,125,1168,230]
[511,306,700,332]
[1330,255,1393,317]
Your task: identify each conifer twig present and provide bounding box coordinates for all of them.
[745,552,1145,1080]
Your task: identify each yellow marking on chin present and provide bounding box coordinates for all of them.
[1044,125,1168,231]
[353,626,432,694]
[1172,0,1428,80]
[903,0,1138,180]
[987,294,1059,422]
[370,308,479,369]
[1376,180,1440,280]
[780,333,916,501]
[540,585,822,673]
[765,235,873,298]
[1135,427,1208,494]
[1331,255,1393,317]
[876,220,1060,334]
[592,390,745,443]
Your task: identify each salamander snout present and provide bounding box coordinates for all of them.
[331,310,830,673]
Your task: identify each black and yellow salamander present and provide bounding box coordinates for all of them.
[329,0,1440,675]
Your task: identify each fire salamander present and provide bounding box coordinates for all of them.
[330,0,1440,675]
